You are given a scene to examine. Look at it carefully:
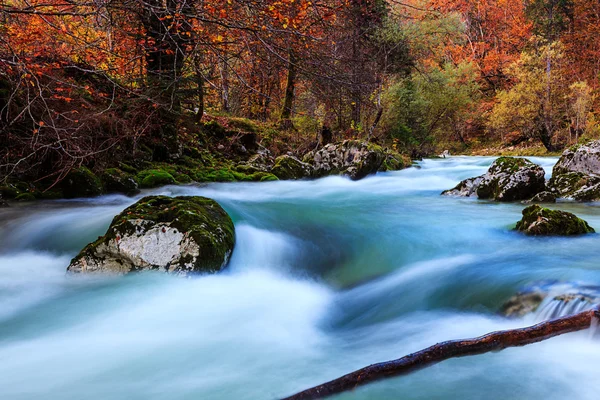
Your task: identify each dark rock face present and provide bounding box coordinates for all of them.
[101,168,140,196]
[529,191,557,203]
[62,167,103,198]
[515,205,595,236]
[68,196,235,276]
[500,281,600,319]
[548,141,600,201]
[442,157,546,201]
[312,140,386,180]
[271,155,313,180]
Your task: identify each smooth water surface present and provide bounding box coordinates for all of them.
[2,156,600,400]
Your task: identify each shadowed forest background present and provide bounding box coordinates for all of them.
[2,0,600,187]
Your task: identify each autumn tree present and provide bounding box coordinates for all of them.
[489,42,570,151]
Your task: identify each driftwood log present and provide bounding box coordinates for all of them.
[281,307,600,400]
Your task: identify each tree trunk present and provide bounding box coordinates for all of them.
[194,55,204,123]
[280,307,600,400]
[280,50,297,130]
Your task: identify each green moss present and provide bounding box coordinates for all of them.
[62,167,103,198]
[493,156,529,173]
[138,169,176,188]
[515,205,595,236]
[0,184,20,199]
[271,155,312,180]
[228,117,259,133]
[15,193,36,202]
[118,162,138,175]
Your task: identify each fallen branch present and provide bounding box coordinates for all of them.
[281,307,600,400]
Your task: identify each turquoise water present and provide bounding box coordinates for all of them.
[1,156,600,399]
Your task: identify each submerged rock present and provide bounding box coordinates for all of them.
[101,168,140,195]
[443,157,546,201]
[62,166,103,198]
[312,140,386,180]
[67,196,235,275]
[548,141,600,201]
[501,281,600,319]
[271,155,313,180]
[515,204,595,236]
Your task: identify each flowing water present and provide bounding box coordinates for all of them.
[2,156,600,400]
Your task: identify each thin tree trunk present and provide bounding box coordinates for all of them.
[281,307,600,400]
[280,50,297,129]
[194,56,204,123]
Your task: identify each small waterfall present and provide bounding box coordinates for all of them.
[535,294,597,322]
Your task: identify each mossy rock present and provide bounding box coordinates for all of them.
[101,168,140,195]
[0,184,20,199]
[515,205,595,236]
[443,157,545,201]
[312,140,386,180]
[15,193,36,202]
[379,152,407,172]
[62,167,103,198]
[67,195,235,275]
[271,155,313,180]
[529,191,557,203]
[137,169,176,188]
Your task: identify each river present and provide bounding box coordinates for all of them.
[1,156,600,399]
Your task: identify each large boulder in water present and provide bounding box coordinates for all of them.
[548,141,600,200]
[67,196,235,275]
[500,282,600,318]
[311,140,386,180]
[515,204,595,236]
[271,155,313,180]
[442,157,546,201]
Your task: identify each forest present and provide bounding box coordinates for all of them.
[2,0,600,188]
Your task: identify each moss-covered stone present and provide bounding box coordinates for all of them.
[271,155,313,180]
[515,205,595,236]
[137,169,176,188]
[442,157,545,201]
[312,140,386,180]
[62,166,103,198]
[14,193,36,202]
[67,195,235,275]
[379,153,407,172]
[101,168,140,195]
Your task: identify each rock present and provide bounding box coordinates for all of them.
[271,155,313,180]
[62,166,103,198]
[553,141,600,176]
[67,196,235,275]
[244,152,274,173]
[439,150,450,158]
[529,191,557,203]
[442,157,546,201]
[500,281,600,318]
[548,141,600,200]
[101,168,140,196]
[15,193,36,202]
[312,140,386,180]
[515,204,595,236]
[441,176,484,197]
[379,152,408,172]
[137,169,176,188]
